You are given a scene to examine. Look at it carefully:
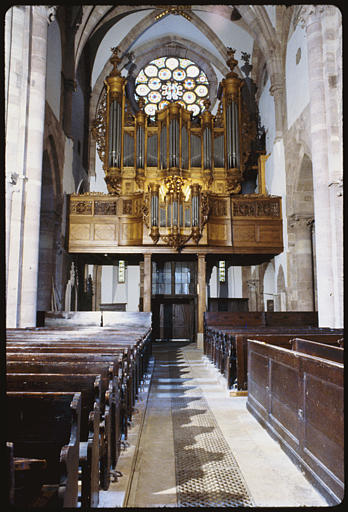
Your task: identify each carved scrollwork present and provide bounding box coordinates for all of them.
[70,201,93,215]
[94,201,117,215]
[92,88,107,168]
[161,227,192,250]
[142,193,150,229]
[226,168,242,194]
[232,198,281,218]
[104,169,122,195]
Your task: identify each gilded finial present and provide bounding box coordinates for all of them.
[203,98,211,110]
[109,47,121,77]
[226,47,238,78]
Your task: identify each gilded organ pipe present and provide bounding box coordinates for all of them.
[93,46,266,249]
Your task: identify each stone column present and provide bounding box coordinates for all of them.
[269,72,285,141]
[246,279,259,311]
[287,215,315,311]
[6,6,50,326]
[143,254,152,313]
[197,254,206,349]
[300,5,340,326]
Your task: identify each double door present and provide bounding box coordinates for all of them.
[151,260,196,341]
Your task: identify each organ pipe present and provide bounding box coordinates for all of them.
[98,46,262,251]
[108,100,122,167]
[136,125,145,168]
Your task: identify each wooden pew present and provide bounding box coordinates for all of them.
[246,339,344,505]
[203,325,343,389]
[6,328,151,404]
[7,391,81,508]
[6,374,101,508]
[225,330,343,390]
[6,360,114,491]
[290,337,344,363]
[6,352,124,478]
[7,442,15,507]
[6,342,135,416]
[6,343,132,445]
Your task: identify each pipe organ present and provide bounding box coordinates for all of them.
[69,47,283,256]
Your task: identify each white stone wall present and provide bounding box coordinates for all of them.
[46,19,61,120]
[286,23,310,129]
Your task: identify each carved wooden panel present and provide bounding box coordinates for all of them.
[231,197,281,218]
[94,223,116,240]
[94,201,117,215]
[70,201,93,215]
[207,221,230,246]
[69,224,91,240]
[232,219,282,249]
[119,220,143,245]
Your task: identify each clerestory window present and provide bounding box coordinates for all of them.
[135,56,209,119]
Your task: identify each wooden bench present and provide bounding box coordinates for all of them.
[6,327,152,405]
[223,330,343,390]
[6,374,101,508]
[290,337,344,364]
[6,360,114,491]
[7,391,81,508]
[6,351,125,475]
[246,339,344,505]
[6,341,137,414]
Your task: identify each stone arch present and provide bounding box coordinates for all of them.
[263,260,276,311]
[37,136,63,312]
[276,264,286,311]
[293,153,314,216]
[286,153,315,311]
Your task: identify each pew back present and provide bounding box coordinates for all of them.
[247,339,343,505]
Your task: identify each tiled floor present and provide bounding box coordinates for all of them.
[99,341,328,508]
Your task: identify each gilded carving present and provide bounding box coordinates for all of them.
[210,198,227,217]
[91,88,107,169]
[94,201,117,215]
[232,198,281,218]
[123,199,133,215]
[70,201,93,215]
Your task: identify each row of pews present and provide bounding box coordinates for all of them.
[203,311,344,505]
[6,312,152,508]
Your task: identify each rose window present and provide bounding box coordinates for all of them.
[135,57,209,118]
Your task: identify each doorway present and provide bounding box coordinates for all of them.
[151,259,196,342]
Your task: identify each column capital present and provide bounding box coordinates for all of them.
[298,5,328,29]
[47,6,57,24]
[246,279,259,290]
[288,213,314,229]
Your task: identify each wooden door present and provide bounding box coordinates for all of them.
[172,301,194,340]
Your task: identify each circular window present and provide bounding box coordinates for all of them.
[135,56,209,119]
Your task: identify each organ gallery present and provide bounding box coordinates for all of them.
[69,47,283,255]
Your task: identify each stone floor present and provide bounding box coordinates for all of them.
[98,341,328,508]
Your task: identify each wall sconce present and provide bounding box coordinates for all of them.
[118,260,125,283]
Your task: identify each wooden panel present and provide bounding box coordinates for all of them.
[69,223,91,240]
[269,360,300,448]
[94,223,116,240]
[303,373,344,481]
[232,219,283,249]
[247,349,269,420]
[247,340,344,505]
[256,224,283,243]
[119,220,143,245]
[207,221,230,245]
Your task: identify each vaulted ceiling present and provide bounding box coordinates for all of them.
[71,5,294,101]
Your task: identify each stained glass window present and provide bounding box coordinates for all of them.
[135,57,209,118]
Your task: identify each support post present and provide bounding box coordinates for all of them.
[197,254,206,349]
[143,254,152,312]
